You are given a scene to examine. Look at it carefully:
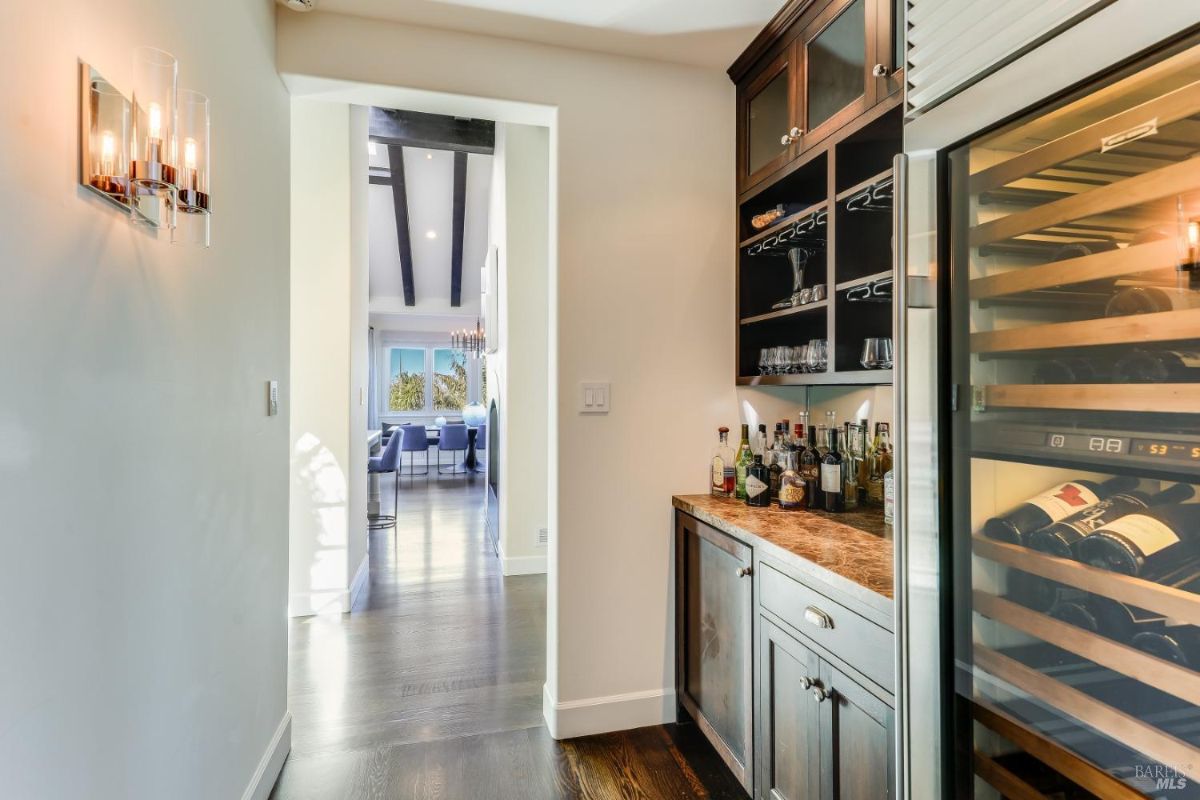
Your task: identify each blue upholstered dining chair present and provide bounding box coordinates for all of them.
[474,423,487,468]
[438,423,469,475]
[367,428,403,530]
[398,423,430,476]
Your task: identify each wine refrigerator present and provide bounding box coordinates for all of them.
[896,7,1200,800]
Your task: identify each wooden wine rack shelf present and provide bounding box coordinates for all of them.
[971,307,1200,354]
[972,751,1045,800]
[982,383,1200,414]
[968,238,1179,301]
[970,157,1200,248]
[974,590,1200,707]
[972,534,1200,626]
[974,645,1200,783]
[969,79,1200,195]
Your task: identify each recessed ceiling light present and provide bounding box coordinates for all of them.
[425,230,437,239]
[426,153,433,160]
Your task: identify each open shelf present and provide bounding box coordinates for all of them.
[981,383,1200,414]
[736,369,891,387]
[740,299,828,325]
[739,201,828,250]
[971,307,1200,354]
[835,168,894,203]
[836,269,893,292]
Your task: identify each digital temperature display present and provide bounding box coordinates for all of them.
[1132,439,1200,461]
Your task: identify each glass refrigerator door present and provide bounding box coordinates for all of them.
[949,35,1200,799]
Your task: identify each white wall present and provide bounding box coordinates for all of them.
[276,10,747,738]
[0,1,291,798]
[488,123,551,576]
[289,99,368,616]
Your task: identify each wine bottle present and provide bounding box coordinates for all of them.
[734,424,753,500]
[1028,483,1195,558]
[768,425,785,503]
[822,429,845,513]
[745,455,771,508]
[710,426,736,498]
[1031,357,1108,385]
[1113,349,1200,383]
[1105,285,1200,317]
[1048,600,1099,633]
[982,476,1138,545]
[801,425,823,510]
[778,451,806,510]
[1008,569,1084,613]
[1086,595,1169,642]
[1075,503,1200,578]
[1132,626,1200,668]
[842,423,860,511]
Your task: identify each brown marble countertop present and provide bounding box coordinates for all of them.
[673,495,894,618]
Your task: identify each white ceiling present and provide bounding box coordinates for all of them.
[314,0,787,68]
[368,144,491,325]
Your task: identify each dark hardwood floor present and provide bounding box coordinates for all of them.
[270,470,744,800]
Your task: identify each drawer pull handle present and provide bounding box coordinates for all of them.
[736,566,753,578]
[803,605,834,629]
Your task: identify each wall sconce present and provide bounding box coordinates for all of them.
[79,47,211,246]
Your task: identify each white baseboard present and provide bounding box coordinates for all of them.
[241,712,291,800]
[288,589,349,618]
[349,555,370,609]
[501,553,547,576]
[543,684,676,740]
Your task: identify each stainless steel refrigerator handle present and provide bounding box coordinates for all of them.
[891,151,910,800]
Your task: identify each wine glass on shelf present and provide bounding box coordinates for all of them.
[861,337,894,370]
[759,348,769,375]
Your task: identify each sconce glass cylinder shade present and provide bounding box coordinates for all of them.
[84,72,130,202]
[176,90,210,213]
[130,47,177,191]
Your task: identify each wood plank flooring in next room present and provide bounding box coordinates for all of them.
[270,470,744,800]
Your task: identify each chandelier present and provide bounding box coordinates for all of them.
[451,318,486,356]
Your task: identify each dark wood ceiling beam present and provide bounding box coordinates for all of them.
[369,107,495,155]
[450,151,468,308]
[386,145,416,306]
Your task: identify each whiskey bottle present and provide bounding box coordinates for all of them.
[1113,349,1200,383]
[746,455,771,508]
[1074,503,1200,578]
[734,424,753,500]
[822,429,845,513]
[866,423,891,506]
[778,451,806,510]
[982,476,1138,545]
[801,425,823,509]
[710,426,735,498]
[1105,285,1200,317]
[1027,483,1195,558]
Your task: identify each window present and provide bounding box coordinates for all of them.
[380,341,483,416]
[388,348,426,412]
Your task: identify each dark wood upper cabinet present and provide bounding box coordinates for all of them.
[800,0,872,148]
[738,48,799,191]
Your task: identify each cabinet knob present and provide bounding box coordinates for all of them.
[736,566,753,578]
[800,676,814,690]
[813,686,834,703]
[872,63,890,77]
[780,127,803,146]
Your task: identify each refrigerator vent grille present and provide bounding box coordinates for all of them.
[905,0,1111,117]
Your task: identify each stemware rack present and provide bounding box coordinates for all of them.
[735,100,901,387]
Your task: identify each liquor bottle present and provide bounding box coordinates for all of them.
[778,451,806,510]
[792,423,804,452]
[757,424,769,458]
[867,423,891,506]
[1113,349,1200,383]
[1105,285,1200,317]
[1133,626,1200,667]
[883,468,895,524]
[815,424,830,457]
[822,429,845,513]
[710,427,736,498]
[768,425,786,503]
[1074,503,1200,578]
[981,476,1138,545]
[1027,483,1195,558]
[745,455,771,507]
[1032,357,1108,385]
[801,425,823,510]
[734,424,753,500]
[857,419,871,505]
[842,422,860,510]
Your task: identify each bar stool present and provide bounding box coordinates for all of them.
[367,429,402,530]
[399,424,430,476]
[438,423,469,474]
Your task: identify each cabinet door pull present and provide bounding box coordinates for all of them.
[736,566,753,578]
[812,685,834,703]
[803,605,834,629]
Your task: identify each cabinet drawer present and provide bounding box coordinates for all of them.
[759,562,894,692]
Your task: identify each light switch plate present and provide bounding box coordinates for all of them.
[579,381,610,414]
[268,380,279,416]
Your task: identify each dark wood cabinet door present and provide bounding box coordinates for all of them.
[676,513,755,793]
[737,46,799,192]
[799,0,873,149]
[871,0,904,101]
[757,618,821,800]
[820,662,895,800]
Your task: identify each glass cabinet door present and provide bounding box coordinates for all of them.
[803,0,871,142]
[741,49,797,189]
[948,34,1200,799]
